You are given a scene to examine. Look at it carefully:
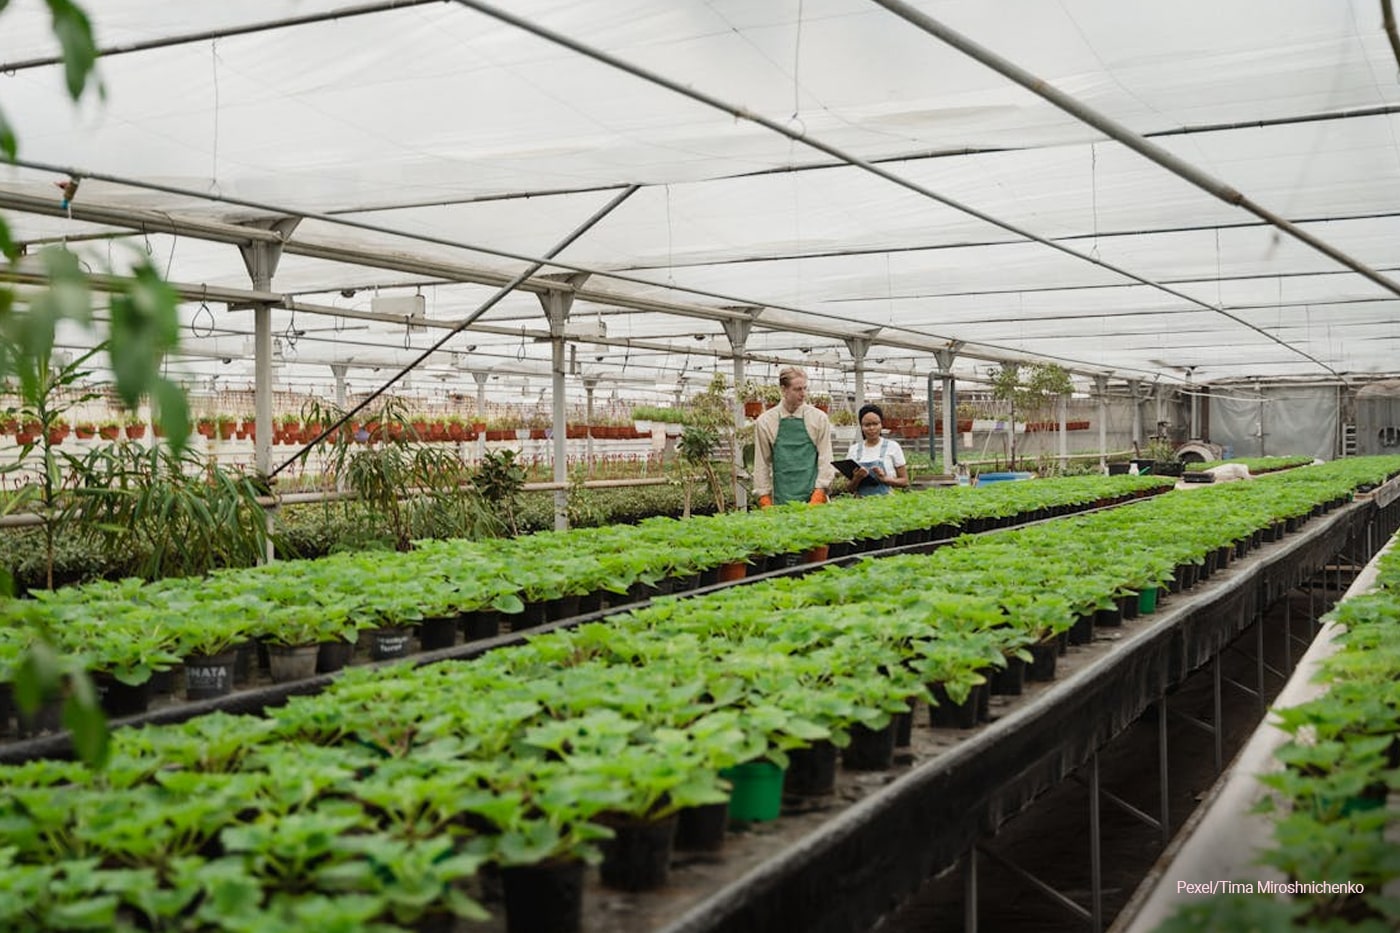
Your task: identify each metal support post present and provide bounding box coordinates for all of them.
[935,347,959,470]
[1071,774,1162,834]
[1256,618,1266,715]
[1057,393,1068,466]
[1158,695,1170,846]
[1129,378,1142,447]
[1284,590,1292,671]
[976,846,1090,924]
[1095,375,1109,473]
[237,217,299,564]
[723,315,756,511]
[331,363,348,493]
[964,845,978,933]
[538,277,588,532]
[582,376,598,467]
[1308,574,1316,636]
[1213,655,1223,774]
[845,334,873,412]
[1089,751,1103,932]
[472,370,489,460]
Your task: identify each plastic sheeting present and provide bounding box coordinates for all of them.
[1210,385,1340,461]
[3,1,1400,395]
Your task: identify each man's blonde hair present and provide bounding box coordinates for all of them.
[778,366,807,388]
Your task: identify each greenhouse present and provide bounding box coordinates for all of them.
[2,1,1400,931]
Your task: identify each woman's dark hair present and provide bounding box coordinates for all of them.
[857,403,883,423]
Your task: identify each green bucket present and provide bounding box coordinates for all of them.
[721,760,785,823]
[1137,587,1159,615]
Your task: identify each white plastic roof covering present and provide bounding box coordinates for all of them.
[3,0,1400,400]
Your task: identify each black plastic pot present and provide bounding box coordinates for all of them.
[675,801,729,852]
[766,551,805,572]
[893,708,915,747]
[545,594,581,622]
[598,812,679,892]
[929,683,979,730]
[516,600,549,630]
[1094,605,1123,628]
[148,669,174,696]
[232,640,256,685]
[0,682,11,737]
[843,720,897,770]
[989,655,1026,696]
[1028,638,1058,681]
[418,616,458,651]
[501,858,585,933]
[930,523,958,541]
[1068,613,1095,645]
[785,740,839,796]
[316,640,355,674]
[1118,594,1140,621]
[462,610,502,642]
[95,673,151,718]
[369,627,412,661]
[185,649,237,700]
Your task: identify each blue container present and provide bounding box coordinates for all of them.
[975,471,1033,485]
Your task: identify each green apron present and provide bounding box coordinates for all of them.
[772,414,818,505]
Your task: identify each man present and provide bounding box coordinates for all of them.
[753,366,835,506]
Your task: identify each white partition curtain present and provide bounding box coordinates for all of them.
[1209,386,1340,461]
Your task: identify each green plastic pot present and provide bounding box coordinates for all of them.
[721,760,785,823]
[1137,587,1159,615]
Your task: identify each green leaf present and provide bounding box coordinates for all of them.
[108,260,180,409]
[491,591,524,615]
[14,640,62,713]
[45,894,119,930]
[46,0,100,101]
[0,106,16,163]
[63,682,110,769]
[152,377,190,454]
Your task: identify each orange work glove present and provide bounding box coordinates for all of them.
[757,494,774,509]
[808,489,828,505]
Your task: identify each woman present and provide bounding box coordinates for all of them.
[846,404,910,496]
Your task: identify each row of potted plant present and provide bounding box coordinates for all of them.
[0,459,1393,930]
[0,474,1174,700]
[3,415,149,445]
[1160,537,1400,930]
